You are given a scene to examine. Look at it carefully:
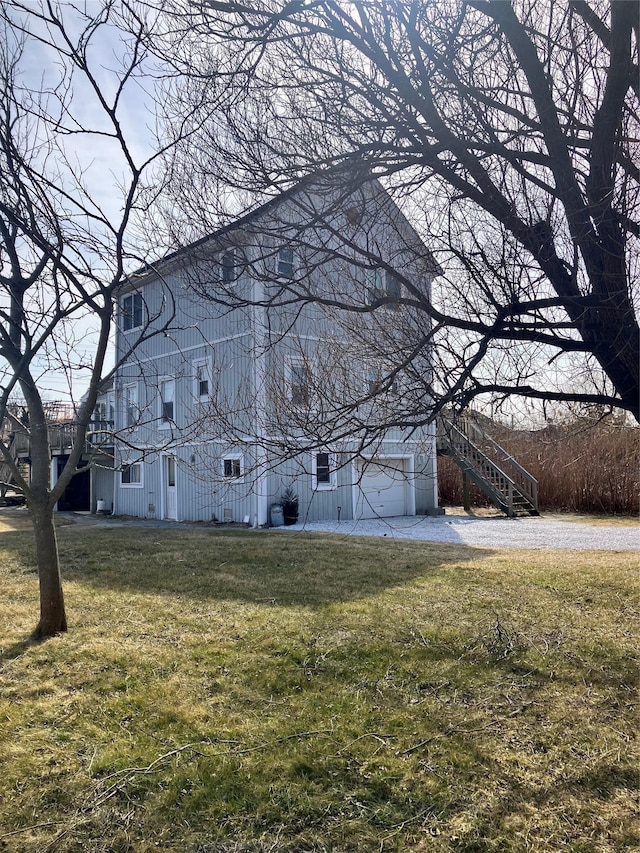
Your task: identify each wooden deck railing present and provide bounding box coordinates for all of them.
[6,419,114,457]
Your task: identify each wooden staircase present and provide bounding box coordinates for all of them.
[0,442,16,497]
[0,419,27,499]
[437,415,538,517]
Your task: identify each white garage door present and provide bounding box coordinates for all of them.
[354,459,407,519]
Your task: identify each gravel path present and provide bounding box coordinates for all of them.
[279,512,640,551]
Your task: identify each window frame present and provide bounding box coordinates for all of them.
[287,358,312,408]
[123,382,139,429]
[366,364,399,397]
[367,366,383,396]
[222,453,244,481]
[277,246,294,278]
[122,292,143,331]
[159,377,176,428]
[120,461,143,488]
[312,451,337,491]
[384,271,402,302]
[366,268,402,308]
[366,268,384,304]
[193,358,211,404]
[221,248,239,284]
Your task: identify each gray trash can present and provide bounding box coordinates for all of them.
[270,503,284,527]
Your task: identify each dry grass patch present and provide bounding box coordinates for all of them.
[0,516,638,852]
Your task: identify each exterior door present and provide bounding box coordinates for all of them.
[164,455,177,520]
[56,456,90,511]
[355,459,407,519]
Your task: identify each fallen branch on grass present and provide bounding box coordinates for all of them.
[400,720,504,755]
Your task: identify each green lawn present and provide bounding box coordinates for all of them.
[0,512,638,852]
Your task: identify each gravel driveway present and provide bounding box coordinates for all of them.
[279,512,640,551]
[47,508,639,552]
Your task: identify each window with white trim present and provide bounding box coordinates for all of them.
[366,269,402,307]
[123,383,139,428]
[159,378,175,425]
[278,247,294,278]
[366,366,398,396]
[193,359,211,403]
[221,249,239,283]
[122,293,143,331]
[222,455,243,479]
[385,272,402,301]
[121,462,142,487]
[288,360,311,407]
[312,452,337,490]
[367,366,381,396]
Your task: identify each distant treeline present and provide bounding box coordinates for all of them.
[438,418,639,516]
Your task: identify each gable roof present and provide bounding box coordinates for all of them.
[123,171,441,292]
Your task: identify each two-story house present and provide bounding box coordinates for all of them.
[106,176,443,525]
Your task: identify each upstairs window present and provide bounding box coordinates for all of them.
[122,293,143,331]
[289,361,311,407]
[123,383,139,428]
[366,269,384,304]
[367,366,398,396]
[367,367,382,396]
[194,360,210,402]
[221,249,239,284]
[366,269,402,307]
[278,247,294,278]
[385,272,402,301]
[160,378,175,424]
[223,457,242,478]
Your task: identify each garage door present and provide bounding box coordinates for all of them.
[354,459,407,519]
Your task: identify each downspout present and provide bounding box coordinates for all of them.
[112,296,122,518]
[252,251,269,528]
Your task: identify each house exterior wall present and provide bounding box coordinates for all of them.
[265,447,438,524]
[111,179,439,523]
[91,458,114,514]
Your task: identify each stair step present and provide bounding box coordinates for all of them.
[441,416,538,518]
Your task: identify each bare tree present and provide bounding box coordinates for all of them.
[0,0,193,637]
[151,0,639,421]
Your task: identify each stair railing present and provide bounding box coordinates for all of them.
[438,414,538,515]
[462,417,538,510]
[446,419,519,515]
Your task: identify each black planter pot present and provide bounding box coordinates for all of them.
[282,501,299,525]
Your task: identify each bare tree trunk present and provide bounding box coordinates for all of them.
[31,501,67,637]
[462,473,471,513]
